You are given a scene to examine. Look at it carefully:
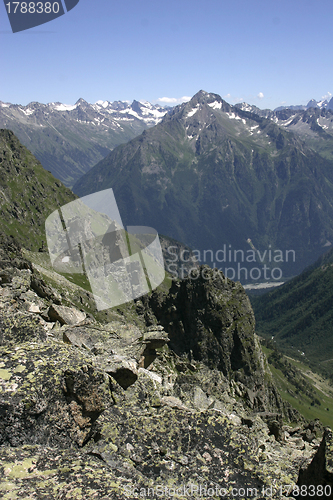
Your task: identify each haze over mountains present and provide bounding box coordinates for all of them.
[73,90,333,279]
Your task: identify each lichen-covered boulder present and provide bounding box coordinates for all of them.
[0,236,324,499]
[0,340,111,448]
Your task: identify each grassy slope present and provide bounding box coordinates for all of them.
[262,344,333,427]
[0,129,76,251]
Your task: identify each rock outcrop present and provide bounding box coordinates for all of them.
[141,266,282,412]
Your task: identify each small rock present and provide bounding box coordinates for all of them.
[28,303,40,313]
[48,304,86,326]
[161,396,191,411]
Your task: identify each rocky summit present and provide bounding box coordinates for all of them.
[0,233,331,499]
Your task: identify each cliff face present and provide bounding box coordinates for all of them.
[140,266,281,412]
[0,235,324,498]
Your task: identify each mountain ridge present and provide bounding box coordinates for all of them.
[2,92,333,187]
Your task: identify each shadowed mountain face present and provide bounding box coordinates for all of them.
[73,90,333,279]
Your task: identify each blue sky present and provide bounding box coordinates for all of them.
[1,0,332,109]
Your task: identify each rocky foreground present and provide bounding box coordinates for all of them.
[0,234,332,499]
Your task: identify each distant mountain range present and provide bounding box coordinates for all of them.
[0,98,168,187]
[1,94,333,188]
[274,96,333,112]
[235,102,333,163]
[73,90,333,279]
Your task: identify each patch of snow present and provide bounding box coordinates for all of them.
[317,118,328,129]
[20,107,34,116]
[249,124,259,136]
[120,109,143,120]
[208,101,222,110]
[139,106,167,119]
[139,100,153,108]
[95,100,109,108]
[187,104,200,118]
[118,117,134,121]
[227,112,241,120]
[237,103,253,112]
[279,117,295,127]
[54,103,78,111]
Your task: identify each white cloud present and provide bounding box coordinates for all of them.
[157,97,178,103]
[257,92,264,99]
[157,96,191,104]
[322,91,332,100]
